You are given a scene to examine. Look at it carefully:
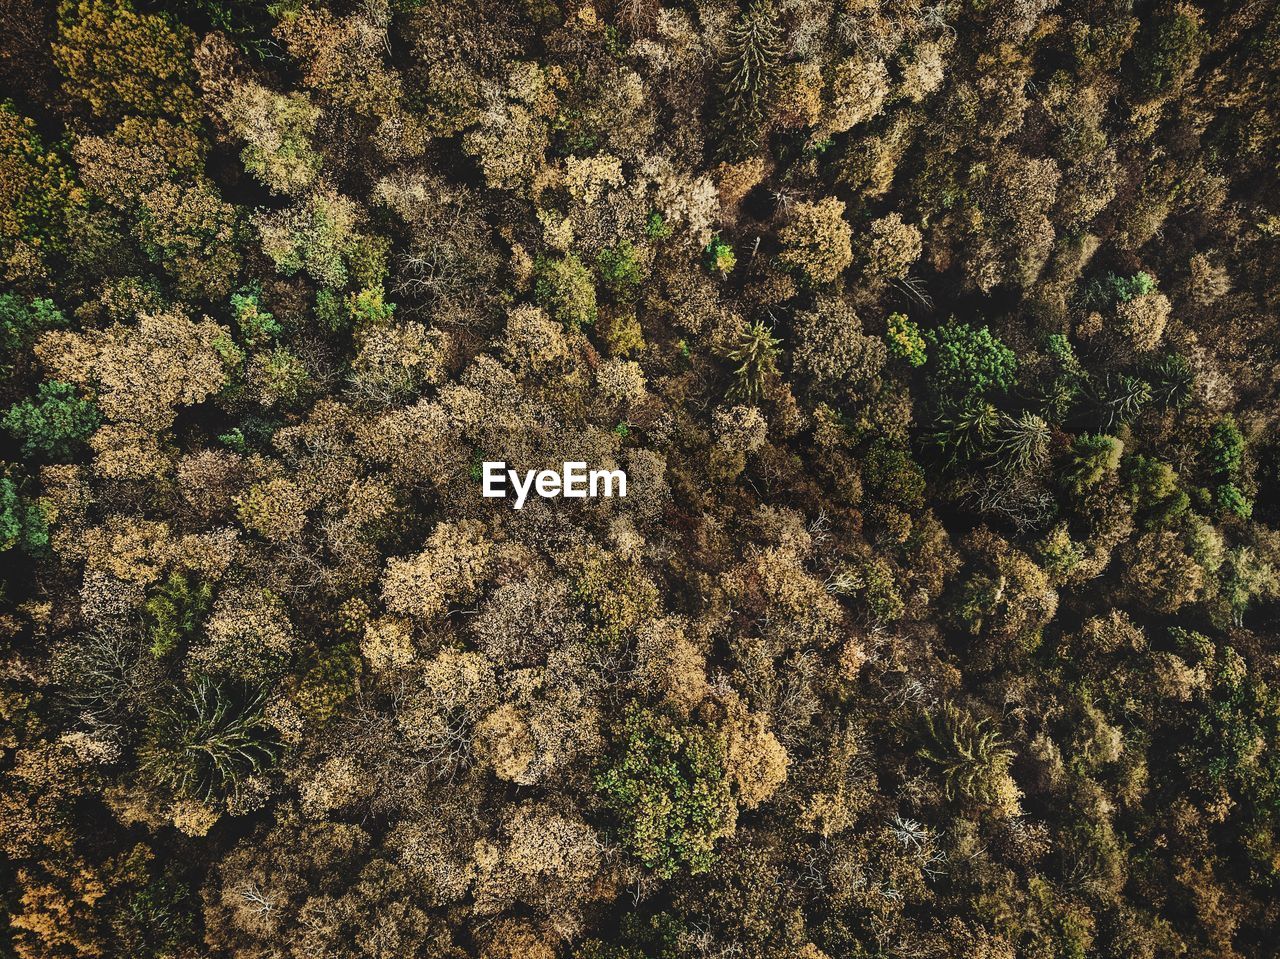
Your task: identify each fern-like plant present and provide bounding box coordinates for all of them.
[1085,372,1151,431]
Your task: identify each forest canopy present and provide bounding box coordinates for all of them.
[1,1,1280,957]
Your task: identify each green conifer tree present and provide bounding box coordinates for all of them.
[715,2,783,160]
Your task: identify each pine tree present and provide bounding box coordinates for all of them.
[995,412,1051,472]
[715,2,784,160]
[140,678,278,802]
[917,702,1016,805]
[725,320,782,401]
